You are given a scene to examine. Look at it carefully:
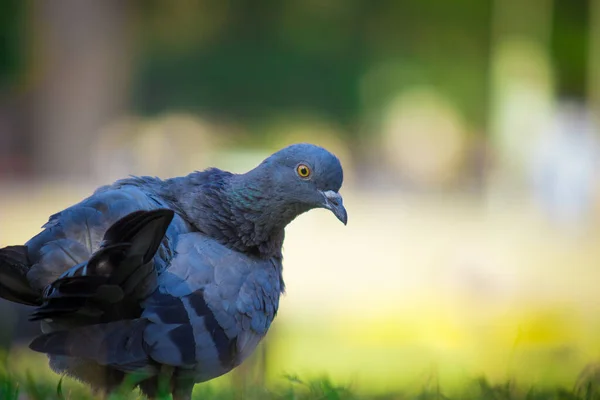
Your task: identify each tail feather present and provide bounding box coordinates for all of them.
[0,246,41,306]
[29,319,152,371]
[29,298,88,320]
[30,209,174,323]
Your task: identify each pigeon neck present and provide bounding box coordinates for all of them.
[223,172,298,259]
[173,170,297,259]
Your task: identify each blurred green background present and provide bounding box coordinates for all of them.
[1,0,600,396]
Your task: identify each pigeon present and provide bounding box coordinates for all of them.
[0,143,347,400]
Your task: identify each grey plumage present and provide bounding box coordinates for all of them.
[0,143,347,399]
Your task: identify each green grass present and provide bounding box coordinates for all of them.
[3,367,600,400]
[4,339,600,400]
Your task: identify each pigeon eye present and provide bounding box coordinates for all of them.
[296,164,311,179]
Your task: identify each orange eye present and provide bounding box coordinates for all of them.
[296,164,311,178]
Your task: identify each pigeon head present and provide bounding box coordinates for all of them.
[249,143,347,225]
[166,143,347,258]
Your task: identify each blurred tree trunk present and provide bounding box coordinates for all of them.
[590,0,600,125]
[0,0,28,180]
[28,0,133,181]
[487,0,554,190]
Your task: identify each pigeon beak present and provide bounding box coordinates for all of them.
[320,190,348,225]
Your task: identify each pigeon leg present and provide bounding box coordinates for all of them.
[91,388,108,400]
[172,378,194,400]
[173,390,193,400]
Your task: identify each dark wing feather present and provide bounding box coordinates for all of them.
[0,246,41,306]
[25,187,160,291]
[30,209,174,323]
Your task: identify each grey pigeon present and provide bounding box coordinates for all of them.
[0,143,347,400]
